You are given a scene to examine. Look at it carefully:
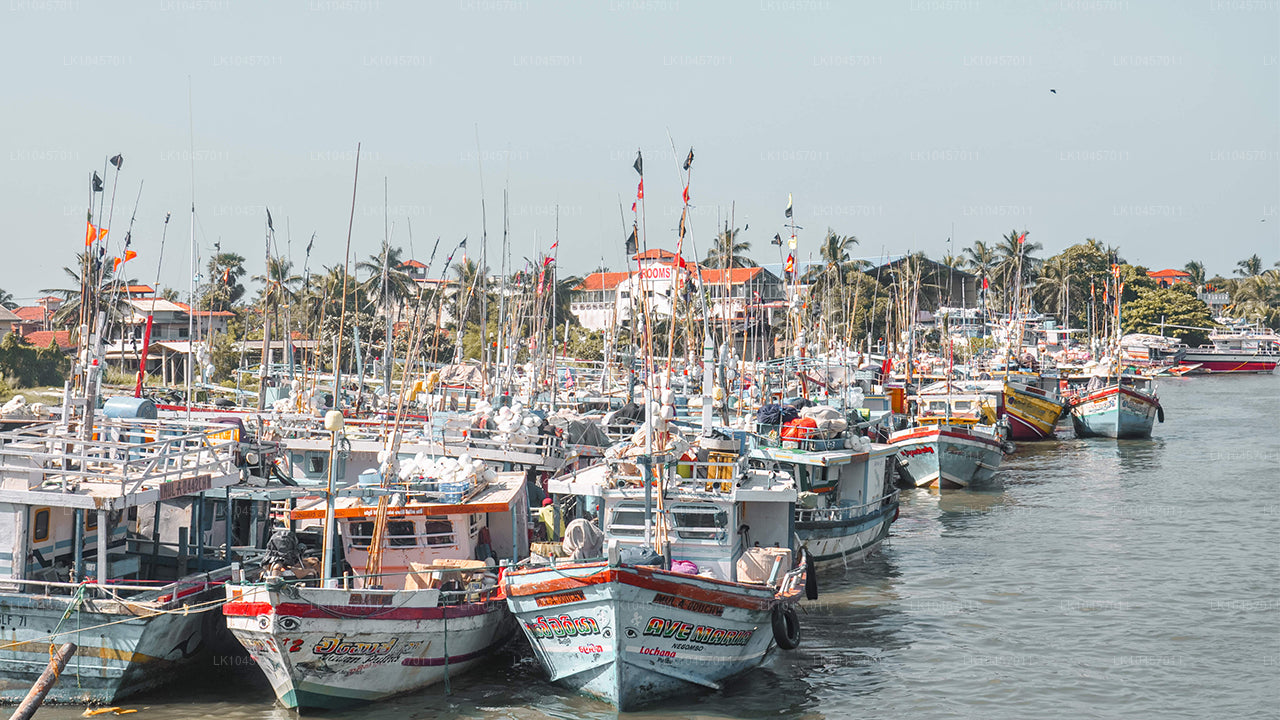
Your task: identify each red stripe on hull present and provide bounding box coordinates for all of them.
[224,600,500,621]
[503,565,780,611]
[890,427,1004,450]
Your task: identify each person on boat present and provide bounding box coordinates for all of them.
[538,497,565,541]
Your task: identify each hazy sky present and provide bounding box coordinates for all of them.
[2,0,1276,304]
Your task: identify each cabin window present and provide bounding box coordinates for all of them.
[348,521,374,549]
[954,400,972,411]
[608,506,647,537]
[388,521,417,547]
[307,455,325,475]
[928,401,947,413]
[671,506,728,542]
[421,517,456,546]
[85,511,98,532]
[32,508,50,543]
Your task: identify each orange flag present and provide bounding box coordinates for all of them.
[85,222,108,246]
[113,249,137,271]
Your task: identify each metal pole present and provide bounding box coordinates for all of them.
[96,510,107,582]
[72,509,83,582]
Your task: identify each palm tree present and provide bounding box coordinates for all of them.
[0,288,16,310]
[703,226,756,269]
[1235,254,1263,277]
[1183,260,1206,287]
[252,256,303,346]
[994,229,1044,310]
[1034,256,1073,319]
[202,252,247,312]
[42,252,136,330]
[449,259,489,333]
[963,241,998,280]
[356,242,416,315]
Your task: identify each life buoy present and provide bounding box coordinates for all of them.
[771,604,801,650]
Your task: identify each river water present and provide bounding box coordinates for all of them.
[33,373,1280,719]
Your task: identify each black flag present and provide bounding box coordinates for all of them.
[625,226,638,255]
[92,172,104,192]
[683,147,694,171]
[109,154,123,170]
[678,208,687,240]
[266,208,274,232]
[633,150,643,176]
[785,193,793,219]
[772,233,782,246]
[305,232,315,257]
[124,231,132,248]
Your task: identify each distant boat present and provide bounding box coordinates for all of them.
[1179,327,1280,374]
[889,422,1007,490]
[1069,374,1163,439]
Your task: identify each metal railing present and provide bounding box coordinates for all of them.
[795,490,898,524]
[0,418,239,496]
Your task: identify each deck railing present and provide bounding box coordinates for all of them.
[0,418,239,496]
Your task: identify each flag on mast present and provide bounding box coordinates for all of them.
[92,172,104,192]
[637,178,644,200]
[625,226,638,255]
[683,147,694,171]
[682,185,690,205]
[785,193,793,218]
[633,150,643,176]
[84,222,107,246]
[771,233,782,246]
[109,154,123,170]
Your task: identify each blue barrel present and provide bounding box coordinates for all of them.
[101,397,158,419]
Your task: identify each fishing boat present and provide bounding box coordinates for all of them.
[888,393,1009,490]
[501,424,809,710]
[999,379,1068,441]
[748,404,899,570]
[0,406,271,702]
[222,450,528,710]
[1068,372,1163,439]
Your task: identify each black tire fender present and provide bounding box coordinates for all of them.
[771,604,801,650]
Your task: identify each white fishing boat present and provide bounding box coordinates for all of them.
[223,455,528,710]
[502,426,809,710]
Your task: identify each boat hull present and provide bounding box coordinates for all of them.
[503,562,795,711]
[796,500,897,568]
[1069,385,1159,439]
[223,585,512,710]
[1001,383,1066,441]
[1177,353,1279,374]
[0,587,226,703]
[889,427,1005,489]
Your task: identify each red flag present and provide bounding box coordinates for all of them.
[549,238,558,252]
[542,255,554,267]
[982,276,989,290]
[1018,231,1027,244]
[637,178,644,200]
[785,253,795,275]
[123,249,137,263]
[223,268,232,283]
[682,185,690,204]
[113,257,123,271]
[631,201,637,213]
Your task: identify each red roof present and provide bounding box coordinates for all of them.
[13,306,50,322]
[21,330,75,349]
[632,249,680,261]
[172,301,235,317]
[399,259,427,269]
[121,284,154,294]
[695,266,766,285]
[1147,269,1191,279]
[575,271,631,291]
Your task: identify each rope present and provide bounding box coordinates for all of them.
[0,595,230,652]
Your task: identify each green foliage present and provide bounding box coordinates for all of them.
[566,329,606,361]
[1122,284,1214,346]
[202,252,247,311]
[0,334,69,388]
